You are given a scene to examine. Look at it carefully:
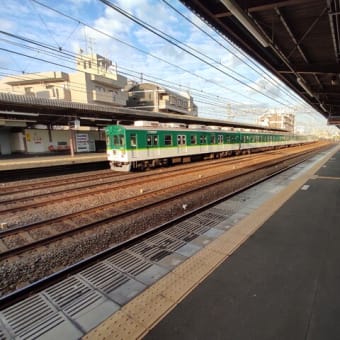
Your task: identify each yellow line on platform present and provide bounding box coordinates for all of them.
[314,176,340,180]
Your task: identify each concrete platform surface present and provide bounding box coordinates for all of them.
[0,153,107,170]
[144,149,340,340]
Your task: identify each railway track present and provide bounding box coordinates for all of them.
[0,145,321,214]
[0,155,277,259]
[0,169,125,195]
[0,151,278,213]
[0,161,110,183]
[0,143,329,299]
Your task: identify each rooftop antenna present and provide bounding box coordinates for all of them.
[83,27,88,54]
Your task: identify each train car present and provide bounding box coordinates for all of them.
[105,121,315,171]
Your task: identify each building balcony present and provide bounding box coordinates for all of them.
[6,72,69,86]
[92,90,128,106]
[158,100,192,115]
[90,74,127,89]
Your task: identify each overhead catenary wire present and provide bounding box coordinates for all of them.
[98,0,292,107]
[0,28,269,107]
[0,34,247,108]
[160,0,303,105]
[0,0,305,118]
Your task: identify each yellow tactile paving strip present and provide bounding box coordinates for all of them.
[83,146,339,340]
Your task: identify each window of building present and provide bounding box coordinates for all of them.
[24,87,32,95]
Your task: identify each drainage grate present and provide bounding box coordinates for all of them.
[128,242,171,262]
[202,207,227,218]
[79,262,129,294]
[146,233,186,252]
[0,328,7,340]
[163,226,199,242]
[198,211,226,224]
[106,251,152,277]
[0,294,60,339]
[177,220,210,235]
[44,276,91,309]
[12,314,65,340]
[63,290,104,317]
[193,213,225,226]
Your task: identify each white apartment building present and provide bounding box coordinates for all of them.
[258,112,295,132]
[0,53,128,106]
[127,83,198,116]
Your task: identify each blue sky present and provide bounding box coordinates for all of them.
[0,0,338,135]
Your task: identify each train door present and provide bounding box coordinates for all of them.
[200,135,208,153]
[209,134,216,152]
[147,133,159,157]
[177,135,187,154]
[130,133,137,158]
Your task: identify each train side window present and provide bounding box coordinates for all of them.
[200,135,207,144]
[147,135,152,146]
[164,135,172,145]
[177,135,186,145]
[153,136,158,145]
[210,135,216,144]
[130,134,137,147]
[218,135,223,144]
[113,135,119,145]
[190,135,197,144]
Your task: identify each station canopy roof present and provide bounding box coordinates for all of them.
[0,92,287,132]
[179,0,340,128]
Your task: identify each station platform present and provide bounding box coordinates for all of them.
[0,152,108,171]
[142,146,340,340]
[83,144,340,340]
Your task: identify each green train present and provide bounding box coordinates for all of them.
[105,121,315,171]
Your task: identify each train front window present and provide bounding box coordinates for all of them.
[113,134,125,146]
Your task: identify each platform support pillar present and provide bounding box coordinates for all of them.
[69,129,75,157]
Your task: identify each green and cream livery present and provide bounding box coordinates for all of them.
[105,121,315,171]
